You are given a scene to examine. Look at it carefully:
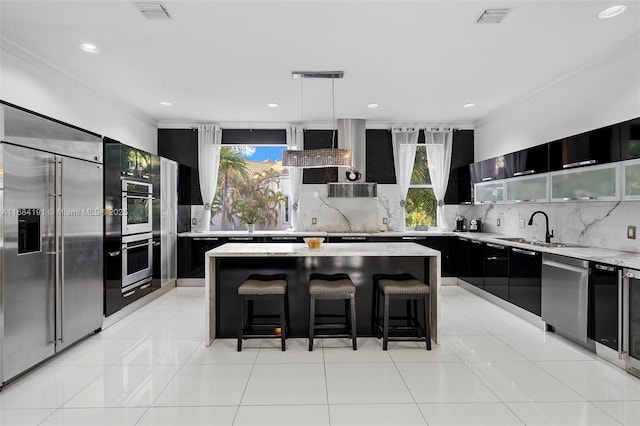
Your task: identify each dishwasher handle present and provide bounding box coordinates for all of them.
[543,258,589,274]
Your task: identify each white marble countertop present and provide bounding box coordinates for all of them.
[179,230,449,237]
[185,230,640,270]
[205,242,442,258]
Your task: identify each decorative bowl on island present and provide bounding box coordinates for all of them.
[303,237,324,249]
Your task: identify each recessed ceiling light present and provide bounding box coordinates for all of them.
[159,101,173,107]
[267,103,279,108]
[598,5,627,18]
[463,103,476,108]
[78,43,100,53]
[367,103,379,109]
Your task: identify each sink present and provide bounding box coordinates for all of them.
[495,237,581,248]
[496,237,530,243]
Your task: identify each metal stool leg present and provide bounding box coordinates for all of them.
[280,294,286,351]
[383,293,390,350]
[350,294,357,350]
[371,280,377,331]
[237,298,245,352]
[424,293,431,350]
[309,294,316,351]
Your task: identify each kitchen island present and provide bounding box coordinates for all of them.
[204,242,441,346]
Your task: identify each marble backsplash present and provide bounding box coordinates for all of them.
[460,201,640,254]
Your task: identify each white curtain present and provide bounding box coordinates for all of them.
[425,128,453,230]
[392,128,419,230]
[197,124,222,232]
[286,125,304,230]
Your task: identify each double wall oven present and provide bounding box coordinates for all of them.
[122,179,153,235]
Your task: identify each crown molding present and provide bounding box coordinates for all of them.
[475,31,640,128]
[1,38,158,127]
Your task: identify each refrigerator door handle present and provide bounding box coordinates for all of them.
[52,156,63,344]
[59,157,64,344]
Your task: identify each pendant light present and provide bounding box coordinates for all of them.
[282,71,353,168]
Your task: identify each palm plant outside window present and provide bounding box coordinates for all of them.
[406,146,437,228]
[211,146,288,231]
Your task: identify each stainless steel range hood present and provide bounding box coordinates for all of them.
[327,119,377,198]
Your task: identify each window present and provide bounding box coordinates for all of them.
[406,145,437,228]
[211,145,290,231]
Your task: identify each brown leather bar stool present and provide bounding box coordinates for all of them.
[372,273,431,350]
[308,273,357,351]
[237,273,289,351]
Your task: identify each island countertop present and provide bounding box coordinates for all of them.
[204,242,442,346]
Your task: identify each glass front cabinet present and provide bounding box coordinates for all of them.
[474,181,505,204]
[550,163,620,202]
[505,174,549,203]
[622,158,640,200]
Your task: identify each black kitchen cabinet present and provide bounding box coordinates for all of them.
[483,243,509,300]
[505,144,549,178]
[302,130,339,184]
[420,236,453,277]
[177,237,225,278]
[262,235,306,243]
[366,129,396,184]
[620,117,640,160]
[508,247,542,315]
[455,237,484,288]
[470,156,506,184]
[549,125,619,171]
[444,166,472,204]
[589,262,619,351]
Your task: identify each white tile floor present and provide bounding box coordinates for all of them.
[1,285,639,425]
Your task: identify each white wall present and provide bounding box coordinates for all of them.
[474,34,640,161]
[0,42,157,153]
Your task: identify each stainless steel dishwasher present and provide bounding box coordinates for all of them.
[542,254,589,342]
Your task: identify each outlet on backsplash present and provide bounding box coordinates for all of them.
[312,217,317,225]
[383,217,388,225]
[628,225,636,240]
[519,219,525,228]
[497,218,501,227]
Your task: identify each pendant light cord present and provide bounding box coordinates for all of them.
[331,77,336,149]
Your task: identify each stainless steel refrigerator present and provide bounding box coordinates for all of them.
[0,103,103,385]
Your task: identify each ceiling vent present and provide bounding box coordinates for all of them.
[476,9,510,24]
[136,2,171,19]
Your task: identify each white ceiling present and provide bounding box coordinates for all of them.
[1,0,639,126]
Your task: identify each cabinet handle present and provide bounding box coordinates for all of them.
[402,236,425,240]
[341,236,366,241]
[513,169,535,177]
[193,237,219,241]
[457,237,469,241]
[272,236,298,241]
[627,272,635,278]
[514,199,536,203]
[229,237,254,241]
[562,159,597,169]
[486,256,500,261]
[153,241,161,247]
[140,283,151,290]
[471,240,483,245]
[512,247,537,256]
[595,264,616,272]
[481,177,494,182]
[123,290,136,298]
[485,243,505,249]
[562,196,598,201]
[107,250,121,257]
[480,201,497,204]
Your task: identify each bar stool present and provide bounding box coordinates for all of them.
[308,273,357,351]
[237,273,289,351]
[372,273,431,350]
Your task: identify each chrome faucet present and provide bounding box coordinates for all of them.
[528,211,554,243]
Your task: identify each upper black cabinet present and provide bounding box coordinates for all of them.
[505,144,549,178]
[445,130,474,204]
[366,129,396,184]
[470,156,506,184]
[620,117,640,160]
[549,125,619,171]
